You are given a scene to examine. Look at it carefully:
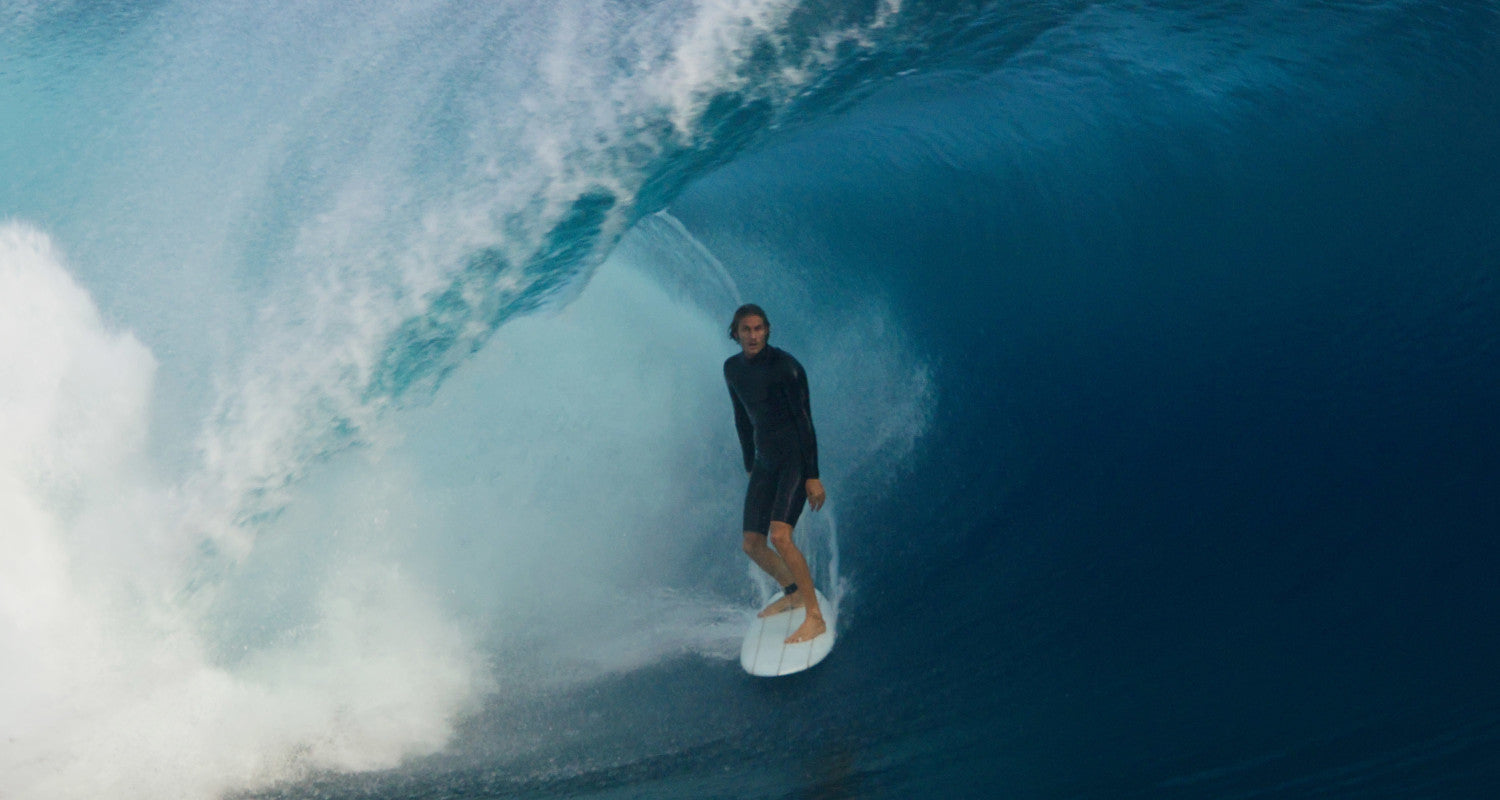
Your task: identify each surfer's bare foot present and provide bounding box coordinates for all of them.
[757,592,805,618]
[785,612,826,644]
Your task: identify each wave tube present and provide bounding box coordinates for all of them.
[1,1,934,797]
[0,209,932,798]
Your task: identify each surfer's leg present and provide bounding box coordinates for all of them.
[743,530,794,587]
[744,458,815,621]
[742,462,794,593]
[768,521,825,643]
[756,520,810,616]
[745,533,801,618]
[756,462,818,621]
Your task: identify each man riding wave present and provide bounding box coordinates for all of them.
[723,304,827,644]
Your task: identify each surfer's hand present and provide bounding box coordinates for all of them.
[806,479,826,511]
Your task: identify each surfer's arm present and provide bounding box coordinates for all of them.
[728,383,755,472]
[806,478,826,511]
[782,359,820,480]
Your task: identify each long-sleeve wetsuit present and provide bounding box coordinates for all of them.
[724,345,819,533]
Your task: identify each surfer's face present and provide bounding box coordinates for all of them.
[736,316,768,356]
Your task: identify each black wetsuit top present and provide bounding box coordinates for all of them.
[724,345,819,533]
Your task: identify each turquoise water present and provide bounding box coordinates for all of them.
[3,2,1498,797]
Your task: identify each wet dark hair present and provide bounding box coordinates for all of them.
[728,303,770,341]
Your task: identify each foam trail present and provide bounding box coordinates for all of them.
[0,221,158,755]
[0,223,492,800]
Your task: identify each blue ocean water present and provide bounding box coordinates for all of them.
[3,1,1499,798]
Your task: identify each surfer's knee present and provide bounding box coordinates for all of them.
[768,522,795,551]
[742,531,767,556]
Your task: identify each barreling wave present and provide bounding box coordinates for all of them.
[8,1,1497,798]
[3,3,947,796]
[189,0,925,539]
[185,0,1150,540]
[2,0,1140,541]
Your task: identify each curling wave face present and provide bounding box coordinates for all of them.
[2,2,933,795]
[4,0,1500,798]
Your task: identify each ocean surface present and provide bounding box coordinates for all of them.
[3,1,1499,798]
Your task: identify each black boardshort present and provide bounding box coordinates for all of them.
[743,456,807,535]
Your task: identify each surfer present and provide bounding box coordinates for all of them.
[723,304,828,644]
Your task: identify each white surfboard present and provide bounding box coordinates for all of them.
[740,589,836,676]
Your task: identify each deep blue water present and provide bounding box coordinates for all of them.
[3,1,1499,798]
